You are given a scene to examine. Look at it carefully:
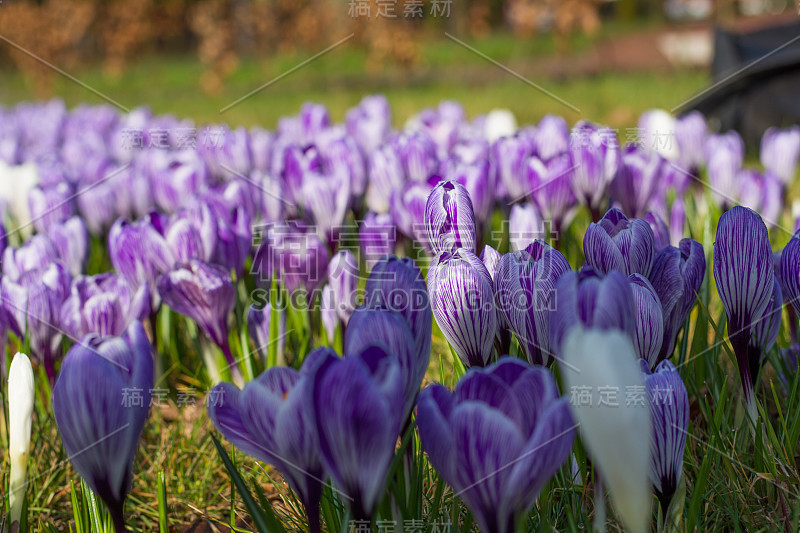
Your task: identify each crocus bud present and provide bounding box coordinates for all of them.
[48,216,90,276]
[748,276,782,393]
[533,114,569,161]
[346,94,392,155]
[738,169,783,228]
[568,122,621,217]
[493,132,536,201]
[760,126,800,184]
[644,212,670,253]
[441,154,494,223]
[508,203,547,252]
[704,132,744,209]
[637,109,678,160]
[27,182,75,234]
[251,221,330,294]
[149,149,209,213]
[328,250,359,324]
[8,352,34,526]
[714,206,773,423]
[366,144,405,213]
[527,153,578,233]
[484,108,517,143]
[359,211,396,268]
[648,238,706,365]
[629,274,665,368]
[425,180,477,255]
[311,344,404,521]
[584,208,655,277]
[495,241,571,365]
[610,145,664,219]
[417,358,575,533]
[302,170,351,243]
[2,234,59,282]
[53,322,153,532]
[675,111,707,173]
[562,328,652,533]
[428,248,497,368]
[391,181,434,245]
[640,359,689,518]
[549,268,636,357]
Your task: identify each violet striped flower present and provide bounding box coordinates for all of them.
[533,114,570,161]
[158,259,237,378]
[481,244,511,353]
[760,126,800,184]
[713,206,774,423]
[60,272,150,339]
[417,358,575,533]
[644,211,670,253]
[364,255,432,373]
[780,232,800,319]
[583,208,655,277]
[209,362,326,533]
[311,344,404,522]
[527,152,578,234]
[568,121,620,219]
[610,144,664,219]
[27,182,75,234]
[428,248,497,367]
[148,149,209,214]
[2,234,59,282]
[251,221,330,294]
[493,132,536,201]
[425,180,477,255]
[738,169,783,228]
[629,274,665,369]
[328,250,359,325]
[640,359,689,518]
[508,203,546,252]
[391,180,434,244]
[704,132,744,208]
[441,154,494,223]
[52,322,153,533]
[359,211,396,267]
[48,216,90,276]
[495,241,571,365]
[366,143,404,213]
[648,238,706,365]
[346,94,392,156]
[748,276,783,376]
[549,268,636,357]
[674,111,707,173]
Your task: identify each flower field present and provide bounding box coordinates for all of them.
[0,96,799,533]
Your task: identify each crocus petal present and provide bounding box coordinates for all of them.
[8,352,34,525]
[425,180,477,255]
[629,274,665,369]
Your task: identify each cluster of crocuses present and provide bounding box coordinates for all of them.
[0,94,799,531]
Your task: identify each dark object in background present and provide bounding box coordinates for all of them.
[681,20,800,147]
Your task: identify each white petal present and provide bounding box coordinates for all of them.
[9,352,34,524]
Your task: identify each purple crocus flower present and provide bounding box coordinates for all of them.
[441,153,494,223]
[158,260,237,376]
[328,250,359,325]
[760,126,800,184]
[391,180,434,245]
[629,274,665,368]
[60,272,150,340]
[425,180,477,255]
[249,127,274,173]
[427,248,497,368]
[160,216,206,263]
[27,183,75,234]
[704,132,744,208]
[208,363,326,533]
[302,170,351,243]
[648,238,705,366]
[584,208,655,277]
[780,232,800,320]
[247,303,286,365]
[2,261,71,381]
[359,212,396,268]
[610,145,664,219]
[344,306,418,422]
[674,111,707,173]
[52,321,153,532]
[346,95,392,156]
[148,149,210,214]
[714,206,774,423]
[364,255,432,374]
[2,234,60,282]
[108,216,175,307]
[317,127,368,201]
[495,241,571,365]
[669,199,686,247]
[201,195,252,275]
[366,144,405,213]
[738,169,783,228]
[311,344,404,521]
[47,216,90,276]
[417,358,576,533]
[644,212,670,253]
[640,359,689,517]
[533,114,570,161]
[493,132,536,201]
[748,276,783,370]
[508,203,546,252]
[527,153,578,233]
[568,121,621,219]
[480,244,510,352]
[549,268,636,356]
[251,222,330,295]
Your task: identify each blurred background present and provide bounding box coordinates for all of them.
[0,0,797,131]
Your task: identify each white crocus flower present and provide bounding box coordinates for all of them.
[562,328,652,533]
[484,109,517,143]
[0,161,40,233]
[638,109,679,161]
[8,352,35,525]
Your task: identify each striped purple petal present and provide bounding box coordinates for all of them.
[629,274,665,369]
[584,208,655,277]
[425,180,477,255]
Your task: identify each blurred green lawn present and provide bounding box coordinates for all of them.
[0,31,708,128]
